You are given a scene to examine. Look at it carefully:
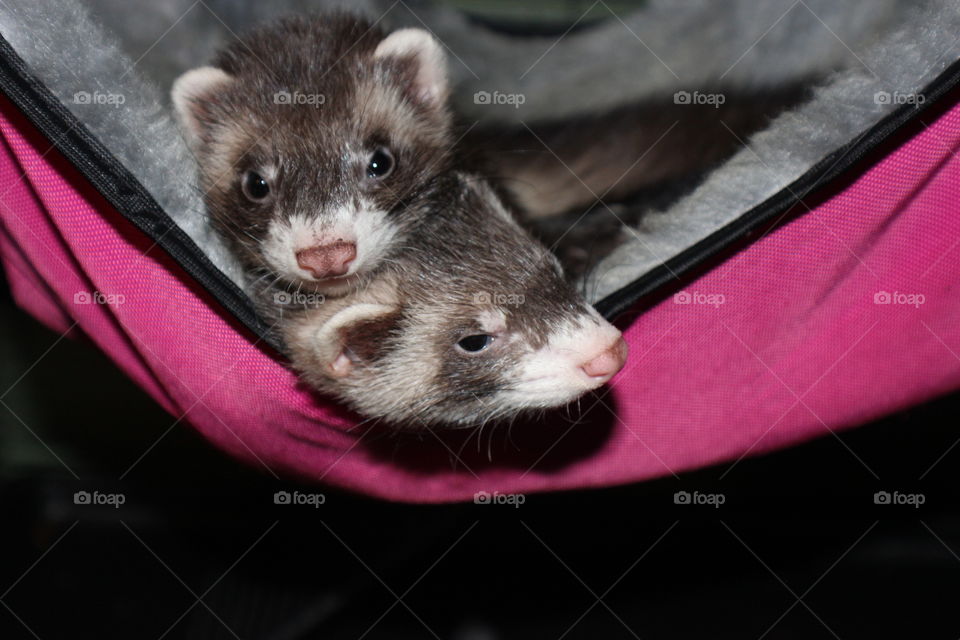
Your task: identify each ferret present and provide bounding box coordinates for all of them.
[171,13,454,297]
[471,85,815,221]
[278,172,628,428]
[465,84,817,284]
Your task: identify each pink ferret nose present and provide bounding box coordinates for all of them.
[296,241,357,279]
[580,336,628,380]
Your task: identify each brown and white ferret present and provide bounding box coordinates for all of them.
[172,13,454,297]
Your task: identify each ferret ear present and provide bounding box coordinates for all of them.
[171,66,234,151]
[374,28,447,108]
[313,303,400,379]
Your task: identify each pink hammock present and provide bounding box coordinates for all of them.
[3,0,960,502]
[2,80,959,501]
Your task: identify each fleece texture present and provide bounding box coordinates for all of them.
[584,0,960,300]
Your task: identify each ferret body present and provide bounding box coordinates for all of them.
[172,13,454,297]
[466,84,816,283]
[471,85,815,221]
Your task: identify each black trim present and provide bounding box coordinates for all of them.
[0,35,278,349]
[594,55,960,319]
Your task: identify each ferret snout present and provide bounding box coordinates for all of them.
[262,209,398,288]
[501,316,628,414]
[579,336,628,382]
[296,241,357,279]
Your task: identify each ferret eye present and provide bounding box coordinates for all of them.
[366,147,394,179]
[242,171,270,201]
[456,334,494,353]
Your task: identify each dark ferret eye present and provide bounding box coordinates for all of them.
[457,334,494,353]
[242,170,270,201]
[366,147,394,179]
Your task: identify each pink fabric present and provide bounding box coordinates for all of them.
[1,93,959,502]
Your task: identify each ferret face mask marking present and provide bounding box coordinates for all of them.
[172,16,453,294]
[285,175,630,429]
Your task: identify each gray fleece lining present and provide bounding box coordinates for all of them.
[0,0,957,305]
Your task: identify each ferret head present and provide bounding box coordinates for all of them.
[171,14,453,295]
[286,175,629,428]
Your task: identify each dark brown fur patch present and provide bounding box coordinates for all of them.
[339,309,402,363]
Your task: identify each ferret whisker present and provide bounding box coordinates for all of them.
[453,425,480,466]
[487,421,499,461]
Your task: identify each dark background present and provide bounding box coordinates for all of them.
[2,256,959,639]
[3,1,960,638]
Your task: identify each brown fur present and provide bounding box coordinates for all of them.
[468,85,815,220]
